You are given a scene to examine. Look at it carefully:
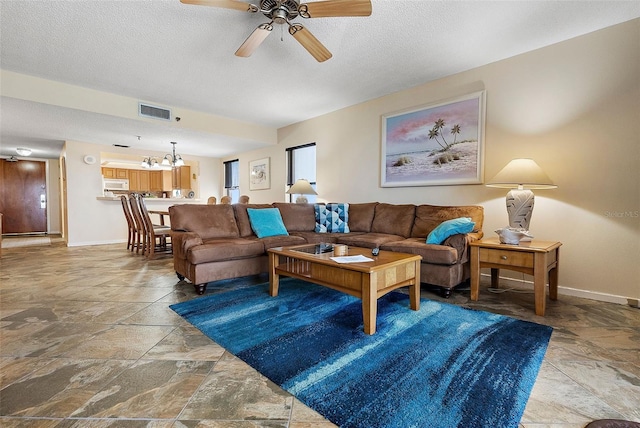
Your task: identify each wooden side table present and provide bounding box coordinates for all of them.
[469,237,562,316]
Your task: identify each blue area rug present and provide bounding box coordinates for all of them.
[170,278,552,428]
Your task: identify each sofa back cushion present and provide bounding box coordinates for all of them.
[272,202,316,232]
[411,204,484,238]
[371,203,416,237]
[169,204,240,240]
[347,202,378,232]
[234,203,274,237]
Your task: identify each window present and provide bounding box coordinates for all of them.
[286,143,316,203]
[223,159,239,203]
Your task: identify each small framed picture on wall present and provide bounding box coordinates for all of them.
[249,157,270,190]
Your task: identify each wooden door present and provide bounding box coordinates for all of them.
[0,159,47,233]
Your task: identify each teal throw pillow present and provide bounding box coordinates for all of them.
[247,208,289,238]
[426,217,475,245]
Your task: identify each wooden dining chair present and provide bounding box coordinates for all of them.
[128,193,147,254]
[238,195,250,203]
[207,196,217,205]
[120,195,137,251]
[220,195,232,204]
[136,193,172,259]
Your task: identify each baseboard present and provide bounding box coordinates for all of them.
[480,273,634,306]
[67,239,127,247]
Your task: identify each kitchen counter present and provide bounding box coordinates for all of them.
[96,197,202,203]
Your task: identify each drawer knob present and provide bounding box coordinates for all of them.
[501,255,508,260]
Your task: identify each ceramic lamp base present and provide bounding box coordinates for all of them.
[506,188,534,230]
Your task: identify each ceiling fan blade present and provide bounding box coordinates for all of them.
[180,0,256,12]
[299,0,372,18]
[235,23,273,57]
[289,24,332,62]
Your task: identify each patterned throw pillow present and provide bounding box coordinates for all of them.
[315,203,350,233]
[314,204,328,233]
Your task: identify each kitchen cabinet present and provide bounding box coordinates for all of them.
[102,167,179,192]
[172,166,191,190]
[150,171,163,191]
[139,171,150,192]
[102,167,115,178]
[128,170,140,191]
[101,168,128,180]
[129,170,150,192]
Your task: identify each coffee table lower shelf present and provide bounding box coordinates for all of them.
[268,245,422,334]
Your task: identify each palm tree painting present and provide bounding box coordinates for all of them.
[381,91,486,187]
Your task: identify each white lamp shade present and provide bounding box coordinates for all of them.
[486,158,556,189]
[286,179,317,195]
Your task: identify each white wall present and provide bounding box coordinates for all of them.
[227,19,640,302]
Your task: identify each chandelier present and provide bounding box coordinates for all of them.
[162,141,184,167]
[141,156,160,168]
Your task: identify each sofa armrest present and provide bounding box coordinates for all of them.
[441,232,482,264]
[171,231,203,259]
[467,231,484,241]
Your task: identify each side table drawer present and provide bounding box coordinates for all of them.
[479,248,534,268]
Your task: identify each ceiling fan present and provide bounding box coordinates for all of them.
[180,0,372,62]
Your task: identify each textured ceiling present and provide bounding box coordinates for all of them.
[1,0,639,159]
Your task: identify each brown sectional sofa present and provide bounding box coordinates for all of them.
[169,202,484,296]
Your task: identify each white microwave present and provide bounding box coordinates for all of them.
[104,179,129,191]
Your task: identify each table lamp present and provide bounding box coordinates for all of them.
[286,179,317,203]
[486,158,556,230]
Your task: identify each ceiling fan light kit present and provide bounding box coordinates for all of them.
[180,0,372,62]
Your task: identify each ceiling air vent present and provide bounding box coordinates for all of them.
[138,103,171,121]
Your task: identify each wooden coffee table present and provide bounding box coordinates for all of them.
[268,244,422,335]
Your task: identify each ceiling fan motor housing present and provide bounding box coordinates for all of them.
[260,0,300,24]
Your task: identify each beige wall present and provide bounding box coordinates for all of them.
[231,19,640,303]
[63,140,222,246]
[46,158,62,234]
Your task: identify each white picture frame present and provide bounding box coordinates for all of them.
[249,157,270,190]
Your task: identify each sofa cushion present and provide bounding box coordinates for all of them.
[426,217,475,244]
[272,202,317,232]
[290,231,344,244]
[234,203,274,237]
[187,238,265,264]
[336,233,406,249]
[345,202,377,232]
[259,234,307,249]
[315,203,350,233]
[247,208,289,238]
[380,238,459,265]
[412,204,484,238]
[169,204,240,240]
[371,203,416,237]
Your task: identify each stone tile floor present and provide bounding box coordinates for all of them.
[0,240,638,427]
